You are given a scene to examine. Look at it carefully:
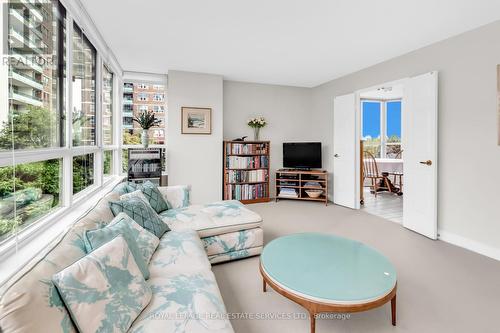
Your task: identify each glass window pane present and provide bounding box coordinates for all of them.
[102,66,113,145]
[73,153,94,194]
[386,101,402,158]
[0,159,61,243]
[122,82,165,146]
[362,101,381,158]
[103,150,113,176]
[122,148,128,174]
[72,24,96,147]
[2,1,66,150]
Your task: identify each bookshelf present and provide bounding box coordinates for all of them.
[275,169,328,206]
[223,141,271,204]
[128,148,163,186]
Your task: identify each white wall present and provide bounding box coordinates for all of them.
[223,81,314,196]
[167,70,223,203]
[312,20,500,257]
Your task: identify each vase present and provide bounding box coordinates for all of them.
[253,127,260,141]
[141,130,149,148]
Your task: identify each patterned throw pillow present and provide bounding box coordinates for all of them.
[141,181,169,213]
[108,213,159,264]
[52,235,152,333]
[113,182,136,195]
[120,189,149,203]
[157,185,191,209]
[84,216,150,279]
[109,196,169,238]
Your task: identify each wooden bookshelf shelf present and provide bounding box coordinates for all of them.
[223,141,271,204]
[275,169,328,206]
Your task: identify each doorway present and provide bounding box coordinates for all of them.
[333,72,438,239]
[360,84,404,223]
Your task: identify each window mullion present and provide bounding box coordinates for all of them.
[63,16,74,208]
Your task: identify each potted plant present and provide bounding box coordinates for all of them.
[247,116,267,140]
[133,110,161,148]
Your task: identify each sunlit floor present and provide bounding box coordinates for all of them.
[361,188,403,223]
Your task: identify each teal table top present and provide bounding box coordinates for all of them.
[261,233,397,304]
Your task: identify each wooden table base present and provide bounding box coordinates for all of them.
[261,264,397,333]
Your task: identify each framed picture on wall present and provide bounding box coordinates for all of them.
[181,107,212,134]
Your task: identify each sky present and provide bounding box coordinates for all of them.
[362,101,401,139]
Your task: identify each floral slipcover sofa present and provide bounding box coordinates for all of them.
[0,183,263,332]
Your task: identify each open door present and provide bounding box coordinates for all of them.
[403,71,438,239]
[333,93,359,209]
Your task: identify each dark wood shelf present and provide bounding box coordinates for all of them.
[224,141,271,204]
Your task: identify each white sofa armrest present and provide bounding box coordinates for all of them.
[158,185,191,209]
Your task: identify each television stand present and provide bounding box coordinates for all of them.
[275,169,328,206]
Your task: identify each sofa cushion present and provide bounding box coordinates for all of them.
[0,187,121,333]
[202,227,263,257]
[159,200,262,238]
[129,272,233,333]
[157,185,190,209]
[109,196,169,238]
[141,181,169,213]
[119,189,148,202]
[108,213,159,264]
[148,229,211,278]
[112,182,137,195]
[52,235,152,333]
[84,214,150,279]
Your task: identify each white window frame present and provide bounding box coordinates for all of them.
[0,0,125,268]
[361,98,402,158]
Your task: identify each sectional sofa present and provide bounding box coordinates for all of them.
[0,182,264,332]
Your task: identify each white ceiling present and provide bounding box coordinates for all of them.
[81,0,500,87]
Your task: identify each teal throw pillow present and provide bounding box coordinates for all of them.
[141,181,169,214]
[85,217,150,279]
[109,196,169,238]
[52,235,152,333]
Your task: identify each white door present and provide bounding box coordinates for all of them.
[333,93,359,209]
[403,71,438,239]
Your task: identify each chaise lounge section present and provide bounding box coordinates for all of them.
[0,182,263,332]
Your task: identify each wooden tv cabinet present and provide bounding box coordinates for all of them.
[275,169,328,206]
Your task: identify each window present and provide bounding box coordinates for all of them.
[102,66,113,146]
[122,81,166,147]
[362,100,402,158]
[153,105,164,113]
[386,101,402,158]
[72,24,96,147]
[362,101,382,158]
[73,154,94,194]
[0,159,62,242]
[103,150,113,176]
[2,0,66,151]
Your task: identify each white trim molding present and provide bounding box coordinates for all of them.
[439,230,500,262]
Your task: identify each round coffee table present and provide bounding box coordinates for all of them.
[260,233,397,333]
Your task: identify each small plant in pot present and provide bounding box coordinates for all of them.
[133,110,161,148]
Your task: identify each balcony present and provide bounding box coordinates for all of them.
[9,52,44,73]
[123,86,134,93]
[9,90,43,107]
[123,99,133,105]
[9,69,43,90]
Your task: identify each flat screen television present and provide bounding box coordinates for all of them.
[283,142,322,169]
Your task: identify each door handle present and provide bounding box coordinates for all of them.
[419,160,432,166]
[334,154,340,158]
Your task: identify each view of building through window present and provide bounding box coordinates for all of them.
[102,66,113,145]
[122,81,166,146]
[362,100,402,158]
[72,24,96,147]
[0,0,66,241]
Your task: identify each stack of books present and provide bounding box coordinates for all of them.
[226,169,268,183]
[226,156,269,169]
[279,187,298,198]
[224,183,268,200]
[303,181,322,188]
[228,143,268,155]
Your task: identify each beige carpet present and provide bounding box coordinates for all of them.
[211,200,500,333]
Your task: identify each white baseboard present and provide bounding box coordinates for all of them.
[438,230,500,262]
